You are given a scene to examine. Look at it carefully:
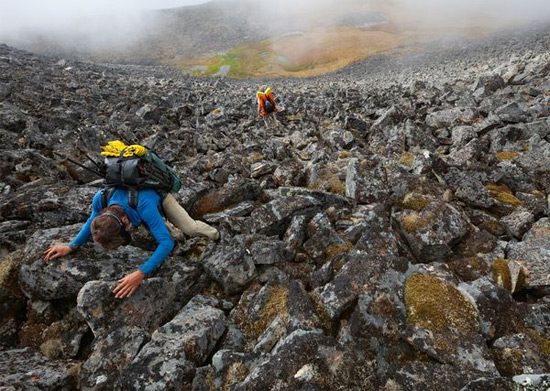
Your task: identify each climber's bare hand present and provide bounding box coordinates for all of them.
[113,270,144,299]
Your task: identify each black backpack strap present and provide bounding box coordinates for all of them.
[157,191,168,217]
[101,187,116,209]
[102,186,139,211]
[128,187,139,210]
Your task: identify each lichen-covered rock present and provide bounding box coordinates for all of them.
[235,329,378,390]
[77,278,177,337]
[193,350,256,391]
[202,200,255,223]
[0,348,79,390]
[303,212,350,261]
[345,157,390,203]
[458,277,523,340]
[392,361,491,391]
[283,215,308,253]
[39,308,89,359]
[249,236,293,265]
[248,194,321,236]
[506,218,550,286]
[286,280,322,333]
[512,374,550,390]
[117,296,226,389]
[0,250,25,348]
[492,333,550,376]
[397,201,470,262]
[426,107,477,128]
[231,283,290,347]
[370,105,403,131]
[501,208,535,238]
[403,273,498,375]
[460,377,515,391]
[201,235,256,294]
[0,183,96,231]
[316,252,407,320]
[190,178,261,218]
[80,326,148,390]
[445,169,495,209]
[472,74,506,98]
[350,204,401,257]
[19,226,151,300]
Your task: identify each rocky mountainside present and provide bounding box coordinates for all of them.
[0,25,549,390]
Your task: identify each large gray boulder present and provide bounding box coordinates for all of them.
[117,296,226,390]
[396,201,470,262]
[77,279,177,389]
[248,194,321,235]
[506,218,550,286]
[201,235,256,294]
[315,252,407,320]
[20,247,148,300]
[426,107,477,128]
[77,278,177,337]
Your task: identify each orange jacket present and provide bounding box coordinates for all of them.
[257,92,278,117]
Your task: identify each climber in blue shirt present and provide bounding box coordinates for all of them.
[43,188,219,299]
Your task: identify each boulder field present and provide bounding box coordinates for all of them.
[0,25,549,390]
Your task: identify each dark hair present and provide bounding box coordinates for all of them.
[91,205,131,249]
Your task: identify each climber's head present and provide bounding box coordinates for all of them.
[91,205,131,250]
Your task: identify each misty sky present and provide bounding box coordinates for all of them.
[1,0,549,55]
[0,0,208,31]
[0,0,211,45]
[1,0,208,15]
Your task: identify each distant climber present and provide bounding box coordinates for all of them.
[257,87,279,128]
[43,141,219,299]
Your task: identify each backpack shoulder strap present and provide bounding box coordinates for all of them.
[101,187,116,209]
[128,187,139,210]
[101,186,139,211]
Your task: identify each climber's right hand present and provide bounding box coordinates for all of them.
[43,245,74,262]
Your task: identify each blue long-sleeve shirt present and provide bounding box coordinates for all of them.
[69,189,174,276]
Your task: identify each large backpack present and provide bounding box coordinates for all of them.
[99,141,182,209]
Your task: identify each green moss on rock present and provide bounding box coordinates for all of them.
[309,168,346,195]
[40,339,63,359]
[326,242,353,259]
[485,183,522,206]
[223,362,249,391]
[526,329,550,357]
[0,251,24,298]
[399,152,415,167]
[492,258,512,292]
[401,212,430,233]
[402,193,430,212]
[496,151,520,161]
[238,285,289,340]
[404,273,479,334]
[492,347,524,376]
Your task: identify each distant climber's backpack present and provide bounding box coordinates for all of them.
[99,140,182,209]
[264,99,275,114]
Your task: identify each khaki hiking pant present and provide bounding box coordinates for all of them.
[263,114,279,129]
[162,194,219,241]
